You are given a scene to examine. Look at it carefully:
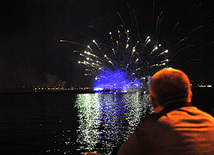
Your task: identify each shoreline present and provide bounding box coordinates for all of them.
[0,87,213,95]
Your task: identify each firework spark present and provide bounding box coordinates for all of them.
[62,10,169,91]
[61,2,213,91]
[76,26,169,91]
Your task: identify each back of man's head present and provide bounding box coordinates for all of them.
[150,68,192,107]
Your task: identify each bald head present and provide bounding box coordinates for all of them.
[150,68,192,108]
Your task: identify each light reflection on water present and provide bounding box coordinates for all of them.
[0,92,153,155]
[75,92,153,154]
[1,89,212,154]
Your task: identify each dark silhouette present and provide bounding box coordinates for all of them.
[117,68,214,155]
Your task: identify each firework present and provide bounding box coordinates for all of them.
[73,28,168,90]
[61,2,213,91]
[61,10,169,91]
[89,36,165,90]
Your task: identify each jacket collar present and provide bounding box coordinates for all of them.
[160,101,192,114]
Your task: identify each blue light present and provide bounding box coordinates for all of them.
[93,70,140,91]
[94,87,104,91]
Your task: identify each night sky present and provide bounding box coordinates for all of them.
[1,0,214,92]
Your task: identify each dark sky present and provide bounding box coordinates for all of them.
[1,0,214,92]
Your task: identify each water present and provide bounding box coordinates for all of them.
[1,88,213,155]
[0,92,153,155]
[75,93,153,154]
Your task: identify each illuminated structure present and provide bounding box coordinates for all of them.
[93,70,140,91]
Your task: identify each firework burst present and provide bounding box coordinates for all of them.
[61,14,169,91]
[61,2,213,91]
[82,32,167,90]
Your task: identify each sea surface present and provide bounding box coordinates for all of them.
[1,88,213,155]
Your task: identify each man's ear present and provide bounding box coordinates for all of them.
[150,95,163,113]
[188,90,192,103]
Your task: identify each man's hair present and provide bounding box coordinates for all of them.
[150,68,191,107]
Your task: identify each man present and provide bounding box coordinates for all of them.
[117,68,214,155]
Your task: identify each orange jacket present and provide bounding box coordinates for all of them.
[118,104,214,155]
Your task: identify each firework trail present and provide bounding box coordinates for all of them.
[61,11,169,91]
[61,2,213,91]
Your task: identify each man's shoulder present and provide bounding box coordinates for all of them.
[139,106,214,127]
[181,106,214,122]
[177,106,214,119]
